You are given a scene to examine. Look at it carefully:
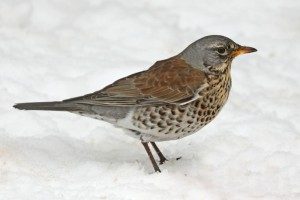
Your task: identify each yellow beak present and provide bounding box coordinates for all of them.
[230,46,257,58]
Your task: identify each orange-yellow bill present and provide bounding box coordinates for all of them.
[230,46,257,57]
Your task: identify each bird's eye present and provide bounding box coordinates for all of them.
[217,47,226,54]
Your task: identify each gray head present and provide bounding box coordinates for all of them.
[180,35,257,75]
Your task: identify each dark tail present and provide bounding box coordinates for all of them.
[13,101,83,111]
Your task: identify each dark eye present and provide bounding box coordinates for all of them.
[217,47,226,54]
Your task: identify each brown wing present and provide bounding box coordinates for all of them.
[64,57,208,106]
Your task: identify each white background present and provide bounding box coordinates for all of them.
[0,0,299,199]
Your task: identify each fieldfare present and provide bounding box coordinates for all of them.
[14,35,257,172]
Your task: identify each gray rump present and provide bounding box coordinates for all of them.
[72,105,131,123]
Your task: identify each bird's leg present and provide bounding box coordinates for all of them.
[150,142,168,164]
[141,142,161,173]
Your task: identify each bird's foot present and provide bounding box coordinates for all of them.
[159,157,168,165]
[158,156,182,165]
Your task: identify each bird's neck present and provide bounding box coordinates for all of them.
[207,64,231,83]
[179,49,207,71]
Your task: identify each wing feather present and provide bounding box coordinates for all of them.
[64,57,208,106]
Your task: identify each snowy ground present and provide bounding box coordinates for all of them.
[0,0,299,199]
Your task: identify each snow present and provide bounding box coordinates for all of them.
[0,0,299,199]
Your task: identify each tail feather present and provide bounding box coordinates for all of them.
[13,101,82,111]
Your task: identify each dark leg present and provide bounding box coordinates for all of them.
[141,142,161,173]
[150,142,168,164]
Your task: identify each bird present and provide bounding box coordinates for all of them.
[13,35,257,172]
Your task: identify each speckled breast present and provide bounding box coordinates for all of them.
[131,73,232,142]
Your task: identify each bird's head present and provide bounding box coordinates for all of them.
[180,35,257,75]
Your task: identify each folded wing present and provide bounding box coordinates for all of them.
[64,57,208,106]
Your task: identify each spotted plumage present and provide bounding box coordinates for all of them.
[121,67,231,142]
[13,35,257,172]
